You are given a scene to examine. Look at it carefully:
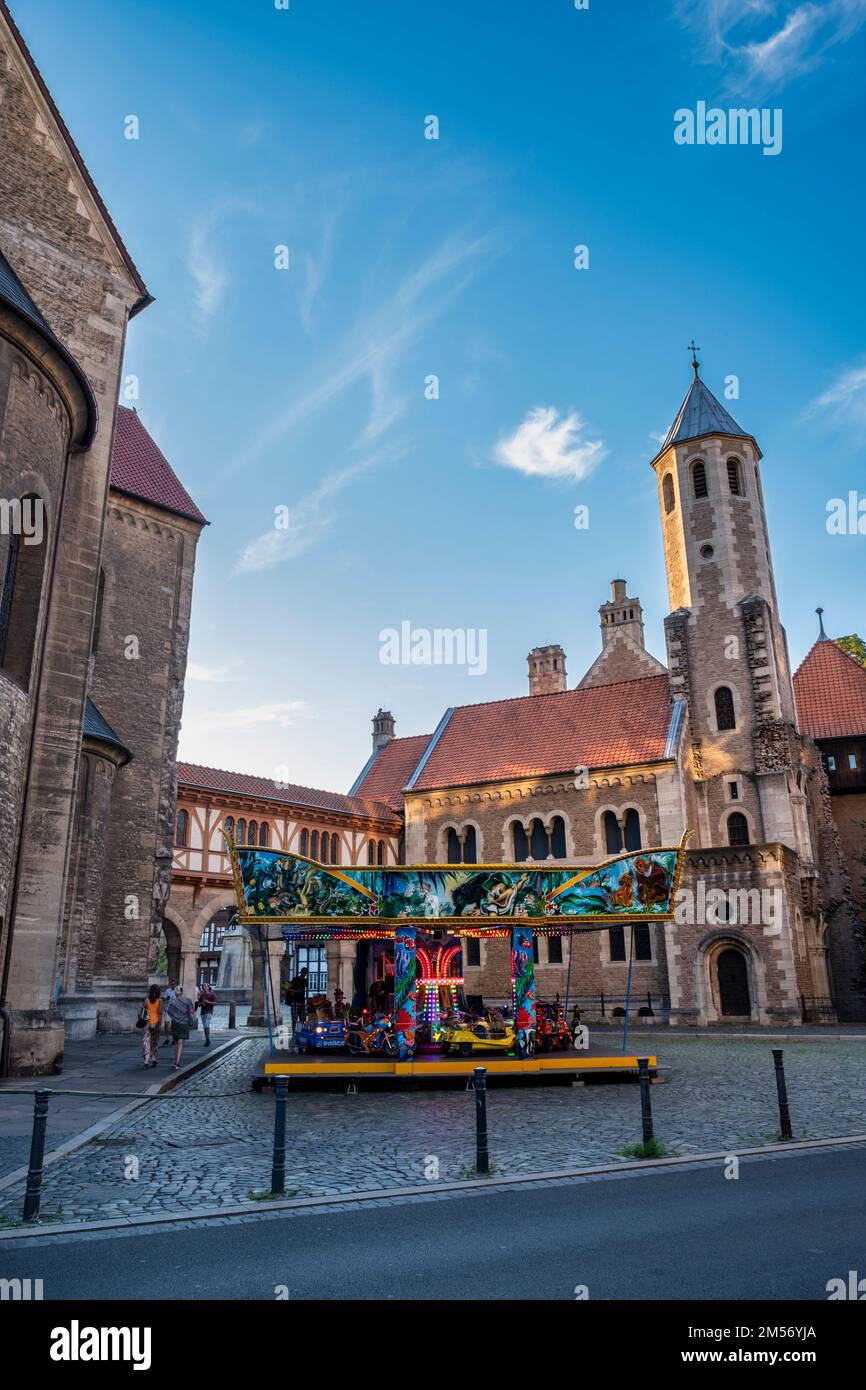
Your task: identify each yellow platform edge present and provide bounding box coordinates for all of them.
[263,1053,656,1078]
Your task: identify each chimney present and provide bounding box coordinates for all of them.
[527,645,567,696]
[372,708,395,753]
[599,579,646,651]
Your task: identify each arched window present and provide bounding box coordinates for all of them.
[223,816,234,840]
[311,830,319,860]
[300,828,309,856]
[446,828,461,863]
[248,820,257,846]
[367,838,376,865]
[463,825,477,864]
[623,808,641,851]
[259,822,269,846]
[692,460,709,499]
[727,457,743,495]
[604,810,623,854]
[662,473,675,514]
[529,818,548,860]
[0,494,48,690]
[513,822,529,862]
[330,833,339,863]
[377,840,385,865]
[714,686,736,731]
[320,831,329,864]
[727,811,750,847]
[236,819,246,845]
[551,816,566,858]
[175,810,188,847]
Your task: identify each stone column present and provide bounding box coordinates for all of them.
[247,932,284,1028]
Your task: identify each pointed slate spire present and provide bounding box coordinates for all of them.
[657,350,750,455]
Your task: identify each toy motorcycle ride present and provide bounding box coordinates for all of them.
[345,1013,398,1058]
[535,999,574,1051]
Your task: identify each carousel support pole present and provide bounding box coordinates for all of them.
[258,929,276,1058]
[511,926,536,1059]
[394,926,417,1062]
[622,925,635,1053]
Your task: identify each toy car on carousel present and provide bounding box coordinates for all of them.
[441,1017,518,1057]
[294,1017,349,1053]
[535,999,573,1051]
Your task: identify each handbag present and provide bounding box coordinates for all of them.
[135,1003,148,1030]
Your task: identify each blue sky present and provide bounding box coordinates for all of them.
[13,0,866,790]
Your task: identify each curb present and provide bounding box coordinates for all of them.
[0,1035,250,1198]
[2,1130,865,1240]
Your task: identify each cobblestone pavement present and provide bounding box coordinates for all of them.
[2,1036,865,1227]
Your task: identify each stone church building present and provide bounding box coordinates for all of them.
[352,365,865,1026]
[0,3,205,1073]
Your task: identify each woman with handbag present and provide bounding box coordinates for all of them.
[139,985,163,1068]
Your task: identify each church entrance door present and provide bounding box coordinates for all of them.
[717,948,750,1016]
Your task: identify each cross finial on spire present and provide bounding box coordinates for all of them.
[816,606,828,640]
[688,340,701,376]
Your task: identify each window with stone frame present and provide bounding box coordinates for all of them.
[300,828,309,856]
[466,938,481,968]
[175,809,188,847]
[604,810,623,854]
[330,832,339,863]
[727,457,743,495]
[714,686,736,731]
[608,924,652,962]
[513,821,529,861]
[0,493,48,690]
[727,811,750,847]
[662,473,675,514]
[547,934,563,964]
[259,822,270,846]
[692,460,709,498]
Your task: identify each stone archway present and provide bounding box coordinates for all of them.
[158,916,183,986]
[699,935,763,1024]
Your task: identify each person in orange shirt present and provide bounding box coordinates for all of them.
[141,985,162,1068]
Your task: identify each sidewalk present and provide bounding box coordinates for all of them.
[0,1019,263,1183]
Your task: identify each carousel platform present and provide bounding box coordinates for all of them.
[252,1045,657,1088]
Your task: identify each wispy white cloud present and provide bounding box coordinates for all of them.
[675,0,866,91]
[187,199,254,324]
[493,406,605,483]
[804,359,866,426]
[186,661,239,684]
[190,702,308,734]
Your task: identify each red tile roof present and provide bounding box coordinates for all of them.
[111,408,207,525]
[793,640,866,740]
[351,734,433,810]
[412,676,675,790]
[177,761,400,825]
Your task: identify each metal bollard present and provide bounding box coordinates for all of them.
[271,1075,289,1194]
[228,1002,236,1030]
[637,1057,654,1144]
[772,1048,793,1140]
[474,1067,490,1175]
[23,1089,51,1221]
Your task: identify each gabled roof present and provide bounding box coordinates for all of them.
[0,0,151,315]
[356,675,676,798]
[793,639,866,740]
[110,408,207,526]
[176,762,401,826]
[349,734,433,811]
[83,698,131,764]
[655,371,755,461]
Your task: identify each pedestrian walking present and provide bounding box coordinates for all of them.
[165,987,196,1069]
[140,984,162,1068]
[198,981,215,1045]
[162,979,178,1048]
[287,966,308,1033]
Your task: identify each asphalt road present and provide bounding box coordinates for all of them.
[3,1143,865,1301]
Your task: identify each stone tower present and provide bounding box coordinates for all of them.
[651,355,805,854]
[600,579,646,650]
[372,708,396,752]
[527,645,567,696]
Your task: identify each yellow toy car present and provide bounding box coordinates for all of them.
[441,1021,518,1057]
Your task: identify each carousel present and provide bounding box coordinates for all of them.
[224,831,690,1087]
